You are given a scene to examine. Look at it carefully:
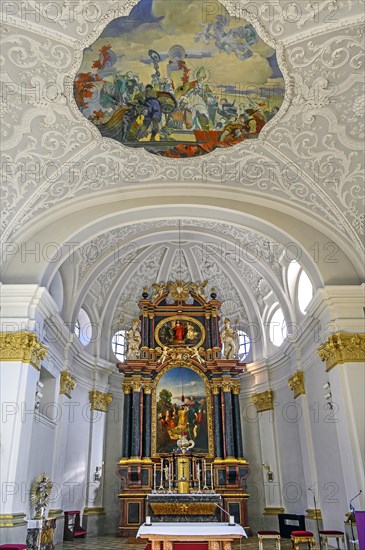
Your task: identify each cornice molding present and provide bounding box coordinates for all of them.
[0,331,48,370]
[318,333,365,372]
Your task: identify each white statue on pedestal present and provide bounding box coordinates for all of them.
[220,318,238,359]
[126,319,141,359]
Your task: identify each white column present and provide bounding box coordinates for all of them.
[0,332,47,543]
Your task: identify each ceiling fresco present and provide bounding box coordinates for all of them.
[74,0,285,157]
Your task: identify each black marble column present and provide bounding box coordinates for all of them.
[131,385,141,458]
[142,388,152,458]
[122,385,132,458]
[205,314,212,349]
[223,387,235,458]
[213,390,224,458]
[232,389,244,459]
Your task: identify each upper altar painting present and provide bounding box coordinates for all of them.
[74,0,285,158]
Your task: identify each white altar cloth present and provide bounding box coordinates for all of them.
[137,522,247,537]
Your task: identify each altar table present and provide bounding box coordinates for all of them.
[137,522,247,550]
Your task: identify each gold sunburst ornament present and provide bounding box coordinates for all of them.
[30,473,53,519]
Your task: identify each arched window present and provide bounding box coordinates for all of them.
[298,270,313,313]
[75,308,92,346]
[269,308,287,347]
[112,330,127,362]
[237,330,251,361]
[287,259,301,292]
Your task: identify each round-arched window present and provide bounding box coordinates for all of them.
[112,330,127,362]
[75,308,92,346]
[298,270,313,313]
[269,308,287,347]
[237,330,251,361]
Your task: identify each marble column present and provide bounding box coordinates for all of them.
[222,384,235,459]
[131,383,142,458]
[232,385,244,459]
[212,388,224,458]
[121,384,132,458]
[142,385,152,458]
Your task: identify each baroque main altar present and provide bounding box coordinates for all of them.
[116,281,250,537]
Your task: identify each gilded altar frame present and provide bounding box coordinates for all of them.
[151,361,214,458]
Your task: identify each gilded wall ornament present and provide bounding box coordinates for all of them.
[318,333,365,371]
[60,370,77,398]
[252,390,274,412]
[89,389,113,412]
[0,331,48,370]
[288,371,305,398]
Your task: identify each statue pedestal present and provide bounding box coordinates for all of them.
[147,493,222,523]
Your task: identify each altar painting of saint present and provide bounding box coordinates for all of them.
[74,0,285,158]
[155,317,204,348]
[156,368,208,454]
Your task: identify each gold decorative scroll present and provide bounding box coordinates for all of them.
[155,345,205,366]
[288,371,305,398]
[89,389,113,412]
[318,333,365,371]
[150,502,216,515]
[0,331,48,370]
[60,370,76,398]
[151,280,208,303]
[252,390,274,412]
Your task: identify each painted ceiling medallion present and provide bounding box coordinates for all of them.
[74,0,285,158]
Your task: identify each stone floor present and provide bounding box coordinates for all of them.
[55,535,293,550]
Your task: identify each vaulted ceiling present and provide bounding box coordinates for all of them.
[1,0,364,363]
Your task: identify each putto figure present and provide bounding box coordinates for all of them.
[221,318,238,359]
[126,318,142,359]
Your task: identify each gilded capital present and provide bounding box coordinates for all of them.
[222,381,232,392]
[288,371,305,398]
[90,390,113,412]
[122,382,132,394]
[211,383,221,395]
[60,370,76,398]
[0,331,48,370]
[232,384,241,395]
[143,384,152,394]
[132,381,142,392]
[318,333,365,371]
[252,390,274,412]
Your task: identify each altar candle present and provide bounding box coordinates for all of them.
[153,463,156,491]
[203,459,207,485]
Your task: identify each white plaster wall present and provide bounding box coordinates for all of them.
[103,372,124,535]
[241,395,266,531]
[27,417,57,515]
[275,385,307,514]
[305,360,348,529]
[61,385,91,513]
